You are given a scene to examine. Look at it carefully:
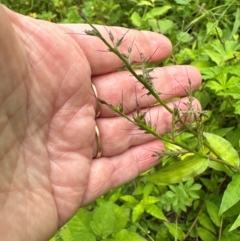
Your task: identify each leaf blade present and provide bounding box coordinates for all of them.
[145,155,209,184]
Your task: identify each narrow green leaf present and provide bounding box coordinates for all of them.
[206,81,224,93]
[209,161,234,177]
[205,200,221,227]
[145,204,167,221]
[90,202,115,239]
[221,226,240,240]
[145,155,209,184]
[223,200,240,217]
[174,0,191,4]
[220,174,240,215]
[143,196,159,205]
[132,203,145,222]
[143,183,154,198]
[198,213,216,234]
[136,0,153,6]
[229,214,240,232]
[120,195,138,204]
[203,132,240,168]
[232,8,240,37]
[197,227,216,241]
[200,178,217,192]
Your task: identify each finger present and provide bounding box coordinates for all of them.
[82,139,164,205]
[62,24,172,75]
[95,97,201,157]
[92,65,202,117]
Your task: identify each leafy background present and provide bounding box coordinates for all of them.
[2,0,240,240]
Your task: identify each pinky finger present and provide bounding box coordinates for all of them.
[81,140,164,205]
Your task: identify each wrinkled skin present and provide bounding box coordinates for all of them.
[0,5,202,241]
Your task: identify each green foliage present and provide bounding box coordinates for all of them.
[4,0,240,240]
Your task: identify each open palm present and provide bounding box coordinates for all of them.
[0,5,201,241]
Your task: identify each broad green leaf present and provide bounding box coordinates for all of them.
[67,209,93,235]
[145,155,209,184]
[90,202,115,239]
[203,132,239,168]
[206,81,224,93]
[156,224,169,240]
[224,40,240,55]
[147,19,160,32]
[198,212,216,234]
[206,200,221,227]
[229,214,240,232]
[145,204,167,221]
[145,6,172,19]
[157,19,174,34]
[197,227,216,241]
[73,233,96,241]
[214,73,228,89]
[177,31,193,43]
[116,229,146,241]
[130,12,141,27]
[204,49,222,66]
[58,225,74,240]
[233,100,240,114]
[132,203,145,222]
[201,66,222,79]
[113,205,130,234]
[164,222,185,240]
[225,82,240,99]
[220,174,240,215]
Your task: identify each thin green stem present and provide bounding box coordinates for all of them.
[84,19,223,161]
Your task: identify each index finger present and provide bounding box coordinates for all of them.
[62,24,172,75]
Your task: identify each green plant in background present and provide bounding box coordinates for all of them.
[3,0,240,240]
[79,14,240,240]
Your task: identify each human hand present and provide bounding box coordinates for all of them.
[0,5,201,241]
